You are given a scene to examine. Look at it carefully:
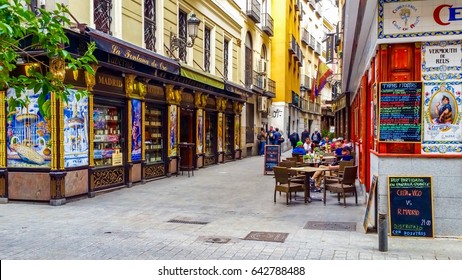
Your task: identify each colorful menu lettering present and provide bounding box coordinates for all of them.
[388,176,433,238]
[379,82,423,142]
[264,145,280,175]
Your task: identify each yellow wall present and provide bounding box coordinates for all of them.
[122,0,142,46]
[271,0,301,103]
[68,0,91,26]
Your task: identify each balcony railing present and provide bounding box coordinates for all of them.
[309,35,316,49]
[252,70,264,92]
[299,97,322,114]
[262,13,274,37]
[266,78,276,97]
[301,74,311,89]
[316,41,321,54]
[301,28,309,45]
[246,0,261,23]
[289,35,296,55]
[289,35,303,65]
[309,0,316,8]
[295,0,300,11]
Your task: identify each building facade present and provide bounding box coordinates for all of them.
[0,0,278,204]
[341,0,462,236]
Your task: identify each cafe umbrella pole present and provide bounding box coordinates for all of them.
[378,213,388,252]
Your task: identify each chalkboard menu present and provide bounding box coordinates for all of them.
[379,82,423,142]
[264,145,280,175]
[388,176,433,238]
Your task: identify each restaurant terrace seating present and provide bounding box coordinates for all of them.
[273,166,307,205]
[323,165,358,207]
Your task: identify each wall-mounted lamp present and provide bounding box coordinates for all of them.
[169,13,200,59]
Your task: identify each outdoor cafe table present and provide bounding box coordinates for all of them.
[290,166,326,203]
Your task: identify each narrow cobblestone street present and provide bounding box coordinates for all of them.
[0,153,461,260]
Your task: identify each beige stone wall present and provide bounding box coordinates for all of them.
[67,0,91,26]
[122,0,142,46]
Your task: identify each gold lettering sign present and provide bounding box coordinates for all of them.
[147,85,164,98]
[98,75,123,88]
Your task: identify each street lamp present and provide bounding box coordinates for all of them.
[170,13,201,58]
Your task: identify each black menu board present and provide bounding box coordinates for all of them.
[264,145,280,175]
[379,82,423,142]
[388,176,433,238]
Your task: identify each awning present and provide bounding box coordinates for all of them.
[85,27,179,75]
[180,64,224,89]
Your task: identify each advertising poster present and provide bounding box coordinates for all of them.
[421,40,462,154]
[196,109,203,154]
[131,99,142,161]
[6,88,51,168]
[234,115,240,150]
[64,90,89,167]
[218,113,223,153]
[168,105,177,157]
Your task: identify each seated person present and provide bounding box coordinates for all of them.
[303,138,312,153]
[319,136,329,147]
[292,141,306,155]
[311,146,353,192]
[334,139,343,157]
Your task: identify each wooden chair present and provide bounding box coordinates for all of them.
[279,160,297,168]
[273,166,307,205]
[323,165,358,207]
[325,160,354,182]
[291,154,304,163]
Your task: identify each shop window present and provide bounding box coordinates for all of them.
[205,112,217,155]
[145,106,164,163]
[93,105,122,167]
[224,114,234,153]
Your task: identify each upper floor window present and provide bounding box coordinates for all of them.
[178,10,187,62]
[204,27,211,72]
[94,0,113,35]
[144,0,156,52]
[223,39,229,79]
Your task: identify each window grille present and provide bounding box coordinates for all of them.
[94,0,113,35]
[223,39,229,79]
[178,10,187,62]
[144,0,156,51]
[204,27,211,72]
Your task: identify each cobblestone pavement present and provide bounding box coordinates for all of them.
[0,153,461,260]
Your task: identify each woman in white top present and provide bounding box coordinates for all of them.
[303,138,312,153]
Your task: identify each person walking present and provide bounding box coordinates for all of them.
[257,128,267,156]
[273,128,283,154]
[311,128,322,146]
[289,131,300,150]
[267,126,275,145]
[301,128,310,143]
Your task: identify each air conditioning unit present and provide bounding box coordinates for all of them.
[258,96,268,112]
[258,59,267,74]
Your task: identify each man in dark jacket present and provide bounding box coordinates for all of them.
[289,131,300,149]
[311,128,322,146]
[301,129,310,143]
